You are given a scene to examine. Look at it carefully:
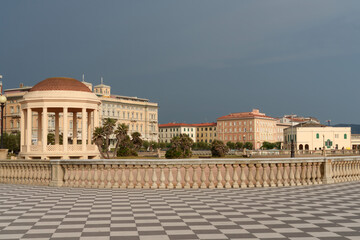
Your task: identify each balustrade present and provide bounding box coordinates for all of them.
[1,157,360,189]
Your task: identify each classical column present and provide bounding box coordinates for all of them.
[73,112,77,145]
[82,108,87,151]
[26,108,32,152]
[37,111,42,145]
[42,107,48,152]
[55,112,59,145]
[63,107,68,152]
[87,111,91,145]
[20,109,25,152]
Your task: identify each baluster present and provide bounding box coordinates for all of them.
[176,165,182,189]
[248,164,255,188]
[128,165,134,188]
[144,165,150,189]
[262,163,269,187]
[37,165,42,185]
[276,163,283,187]
[63,165,70,186]
[99,165,105,188]
[312,162,317,184]
[0,165,3,183]
[67,165,74,186]
[232,164,239,188]
[136,165,143,189]
[289,163,295,186]
[106,165,112,188]
[13,165,18,184]
[295,163,301,186]
[192,165,199,189]
[337,162,343,182]
[120,165,127,188]
[301,163,307,185]
[81,165,86,187]
[167,165,174,189]
[240,164,247,188]
[73,165,80,187]
[306,163,312,185]
[255,164,262,187]
[283,163,289,187]
[350,161,355,181]
[269,163,276,187]
[4,165,8,183]
[208,164,215,189]
[356,161,360,180]
[45,165,51,185]
[347,161,352,181]
[224,164,231,188]
[184,166,191,189]
[93,165,99,188]
[17,165,23,184]
[216,164,224,188]
[151,165,158,189]
[87,165,92,188]
[317,162,322,184]
[7,165,12,183]
[159,166,166,189]
[41,165,47,185]
[342,162,346,182]
[111,165,119,188]
[200,165,207,188]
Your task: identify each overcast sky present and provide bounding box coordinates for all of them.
[1,1,360,124]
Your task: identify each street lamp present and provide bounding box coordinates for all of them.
[0,94,7,149]
[290,115,295,158]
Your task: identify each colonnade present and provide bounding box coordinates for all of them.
[20,107,99,153]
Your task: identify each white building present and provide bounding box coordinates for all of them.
[159,123,197,143]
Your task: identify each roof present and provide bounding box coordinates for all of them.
[159,122,216,128]
[217,112,275,121]
[30,77,92,93]
[294,122,327,128]
[94,84,110,88]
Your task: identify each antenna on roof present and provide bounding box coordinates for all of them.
[101,77,103,85]
[82,73,85,82]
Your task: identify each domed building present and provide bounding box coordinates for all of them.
[19,77,101,160]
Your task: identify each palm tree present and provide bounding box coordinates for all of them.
[93,127,107,159]
[113,123,129,157]
[102,118,116,158]
[131,132,143,150]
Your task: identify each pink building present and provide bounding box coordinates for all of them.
[217,109,277,149]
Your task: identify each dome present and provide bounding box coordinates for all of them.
[30,77,92,93]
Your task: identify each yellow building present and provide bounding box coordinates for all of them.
[283,122,351,150]
[195,123,217,143]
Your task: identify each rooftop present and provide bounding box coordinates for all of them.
[217,109,275,121]
[30,77,92,93]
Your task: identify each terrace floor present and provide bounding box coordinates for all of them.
[0,182,360,240]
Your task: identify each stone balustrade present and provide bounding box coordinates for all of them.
[0,157,360,188]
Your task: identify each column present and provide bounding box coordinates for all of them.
[20,109,25,152]
[73,112,77,145]
[55,112,59,145]
[87,111,91,145]
[26,108,32,152]
[37,111,42,145]
[82,108,87,151]
[42,107,48,152]
[63,107,68,152]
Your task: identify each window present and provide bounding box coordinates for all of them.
[344,134,347,139]
[316,133,319,139]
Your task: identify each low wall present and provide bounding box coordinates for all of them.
[0,157,359,189]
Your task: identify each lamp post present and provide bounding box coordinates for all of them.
[0,94,7,149]
[290,115,295,158]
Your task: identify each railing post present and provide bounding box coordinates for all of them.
[49,161,64,187]
[322,158,334,184]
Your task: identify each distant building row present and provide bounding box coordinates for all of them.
[159,109,353,151]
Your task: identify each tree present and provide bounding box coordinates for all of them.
[211,140,229,157]
[92,126,107,159]
[226,141,236,150]
[244,142,253,150]
[165,134,193,159]
[261,141,275,150]
[235,142,243,150]
[142,140,150,150]
[192,142,211,150]
[103,118,116,158]
[113,123,129,157]
[149,141,159,150]
[131,132,143,150]
[47,133,63,145]
[3,132,20,153]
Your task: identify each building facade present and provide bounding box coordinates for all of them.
[159,123,196,143]
[195,123,217,143]
[217,109,278,149]
[283,122,351,151]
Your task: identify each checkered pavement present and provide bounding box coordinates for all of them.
[0,182,360,240]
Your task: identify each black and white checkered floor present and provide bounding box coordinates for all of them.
[1,182,360,240]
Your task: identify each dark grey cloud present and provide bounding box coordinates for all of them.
[1,0,360,124]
